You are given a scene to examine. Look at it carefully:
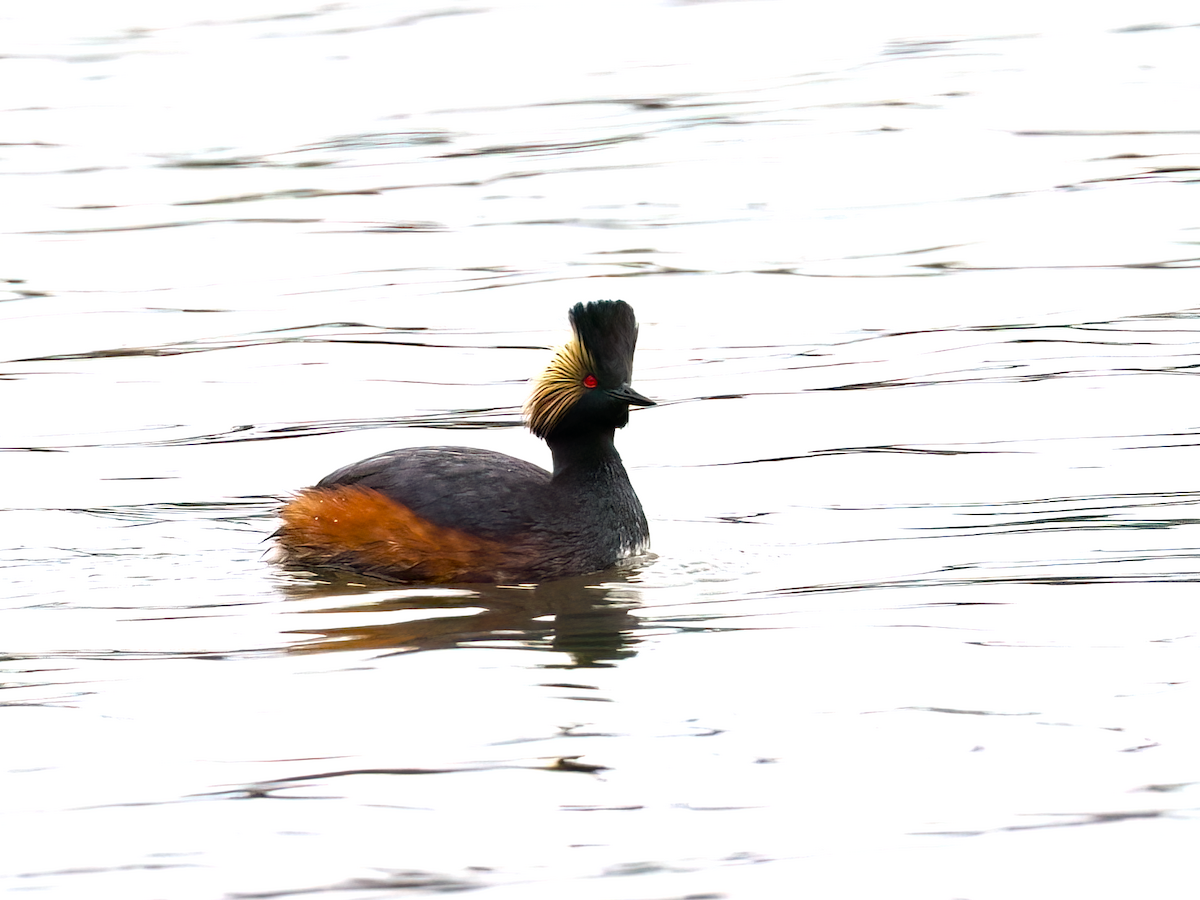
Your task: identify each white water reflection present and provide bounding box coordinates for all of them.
[5,2,1200,899]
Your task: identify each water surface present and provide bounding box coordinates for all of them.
[4,2,1200,898]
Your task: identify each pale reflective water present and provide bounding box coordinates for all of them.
[5,2,1200,898]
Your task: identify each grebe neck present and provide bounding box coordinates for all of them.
[546,429,624,483]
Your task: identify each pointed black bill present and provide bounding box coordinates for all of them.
[608,384,655,407]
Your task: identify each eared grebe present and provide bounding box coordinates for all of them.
[275,300,654,583]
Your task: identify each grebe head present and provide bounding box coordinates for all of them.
[525,300,654,440]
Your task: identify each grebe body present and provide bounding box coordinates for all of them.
[275,300,653,583]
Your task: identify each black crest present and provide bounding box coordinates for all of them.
[569,300,639,386]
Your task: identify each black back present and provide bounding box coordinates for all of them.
[318,446,551,540]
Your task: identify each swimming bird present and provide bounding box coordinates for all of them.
[274,300,654,583]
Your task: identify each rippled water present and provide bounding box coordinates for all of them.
[5,2,1200,898]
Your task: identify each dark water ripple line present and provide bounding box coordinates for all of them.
[172,188,390,207]
[276,130,453,156]
[152,160,670,207]
[694,446,1017,467]
[823,489,1200,513]
[297,6,488,37]
[915,808,1176,839]
[914,521,1200,539]
[6,410,524,452]
[199,757,609,800]
[862,334,1200,354]
[0,645,289,663]
[9,864,477,899]
[7,325,548,364]
[223,871,483,898]
[838,317,1200,346]
[22,218,326,235]
[919,256,1200,271]
[3,862,203,882]
[710,567,1200,604]
[911,516,1200,536]
[435,132,645,159]
[46,499,280,524]
[636,568,1200,626]
[659,429,1200,467]
[815,365,1200,392]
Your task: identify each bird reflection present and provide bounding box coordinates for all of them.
[277,559,650,665]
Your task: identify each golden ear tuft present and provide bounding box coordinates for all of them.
[525,337,597,438]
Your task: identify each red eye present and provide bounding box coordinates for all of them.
[583,374,598,389]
